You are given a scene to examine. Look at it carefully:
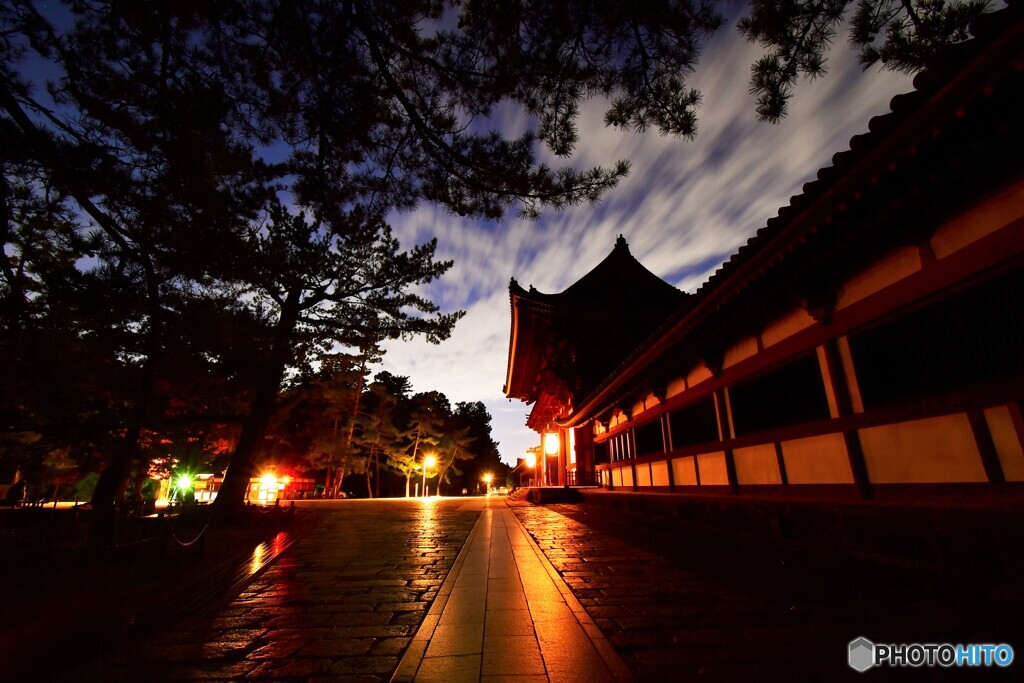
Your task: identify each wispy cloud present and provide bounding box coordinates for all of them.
[381,19,913,464]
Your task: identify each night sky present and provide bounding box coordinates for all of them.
[378,9,915,466]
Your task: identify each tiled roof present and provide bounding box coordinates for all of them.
[509,235,686,311]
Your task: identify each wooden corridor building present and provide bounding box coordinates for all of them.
[504,4,1024,499]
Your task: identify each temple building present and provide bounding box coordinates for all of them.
[504,3,1024,499]
[503,237,686,485]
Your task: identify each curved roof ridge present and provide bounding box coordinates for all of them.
[516,236,687,309]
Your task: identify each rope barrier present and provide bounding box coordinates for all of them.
[166,522,209,548]
[3,500,295,554]
[113,534,161,548]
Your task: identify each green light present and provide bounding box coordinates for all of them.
[176,474,193,490]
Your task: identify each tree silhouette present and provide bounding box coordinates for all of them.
[739,0,990,122]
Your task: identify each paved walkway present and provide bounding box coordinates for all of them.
[40,497,630,683]
[393,501,631,682]
[43,498,482,682]
[513,501,1024,682]
[27,495,1024,682]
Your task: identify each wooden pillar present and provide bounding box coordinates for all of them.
[558,429,568,486]
[773,442,789,485]
[968,409,1005,484]
[538,433,547,487]
[663,415,677,491]
[713,390,739,494]
[822,338,873,499]
[575,427,593,486]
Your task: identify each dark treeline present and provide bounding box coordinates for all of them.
[271,367,506,499]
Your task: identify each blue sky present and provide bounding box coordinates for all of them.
[378,12,915,467]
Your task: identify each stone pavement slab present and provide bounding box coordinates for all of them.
[511,501,1024,682]
[27,493,1020,683]
[0,507,306,681]
[40,498,482,682]
[393,498,630,683]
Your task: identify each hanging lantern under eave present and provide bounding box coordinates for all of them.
[543,432,559,455]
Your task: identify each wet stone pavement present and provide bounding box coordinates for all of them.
[511,502,1024,682]
[49,499,482,682]
[34,496,1024,682]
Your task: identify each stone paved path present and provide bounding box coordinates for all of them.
[511,502,1024,682]
[30,496,1024,682]
[47,498,482,682]
[393,500,630,682]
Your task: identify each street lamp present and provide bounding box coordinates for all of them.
[483,472,493,493]
[173,473,194,504]
[422,454,436,498]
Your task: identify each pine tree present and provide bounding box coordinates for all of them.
[739,0,990,122]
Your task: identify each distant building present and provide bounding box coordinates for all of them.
[504,4,1024,498]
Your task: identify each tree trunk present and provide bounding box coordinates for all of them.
[131,475,146,512]
[213,289,301,518]
[89,250,162,543]
[405,428,421,498]
[438,464,450,496]
[89,355,156,545]
[340,360,366,489]
[328,414,341,498]
[364,444,375,499]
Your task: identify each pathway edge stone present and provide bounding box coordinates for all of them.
[391,507,486,682]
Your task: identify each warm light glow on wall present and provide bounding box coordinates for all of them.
[544,432,559,455]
